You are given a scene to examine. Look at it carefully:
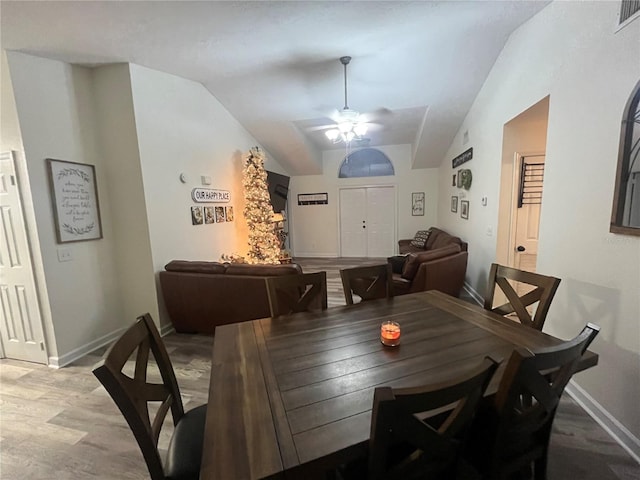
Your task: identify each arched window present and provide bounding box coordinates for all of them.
[610,80,640,235]
[338,148,395,178]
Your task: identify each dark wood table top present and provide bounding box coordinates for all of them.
[200,290,598,480]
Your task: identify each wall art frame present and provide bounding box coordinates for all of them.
[412,192,425,216]
[460,200,469,219]
[451,196,458,213]
[47,158,103,243]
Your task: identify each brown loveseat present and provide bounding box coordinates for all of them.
[390,227,468,297]
[159,260,302,334]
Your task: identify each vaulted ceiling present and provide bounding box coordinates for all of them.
[1,1,549,175]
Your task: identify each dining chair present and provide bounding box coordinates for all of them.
[484,263,561,331]
[341,357,499,480]
[465,323,600,480]
[265,271,328,316]
[340,263,394,305]
[93,313,206,480]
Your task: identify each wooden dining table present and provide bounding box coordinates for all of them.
[200,290,598,480]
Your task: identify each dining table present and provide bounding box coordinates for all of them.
[200,290,598,480]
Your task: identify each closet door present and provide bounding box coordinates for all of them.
[367,187,395,257]
[339,187,395,258]
[339,188,367,257]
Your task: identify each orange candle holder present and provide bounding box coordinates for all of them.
[380,321,401,347]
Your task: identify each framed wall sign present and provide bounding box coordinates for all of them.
[412,192,425,216]
[451,147,473,168]
[451,196,458,213]
[47,159,103,243]
[298,193,328,205]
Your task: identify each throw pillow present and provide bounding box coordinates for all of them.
[409,229,431,249]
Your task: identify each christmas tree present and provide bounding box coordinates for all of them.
[242,147,281,264]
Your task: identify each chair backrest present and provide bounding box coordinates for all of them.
[265,271,328,317]
[484,263,561,331]
[340,263,394,306]
[368,357,499,480]
[488,323,600,479]
[93,313,183,480]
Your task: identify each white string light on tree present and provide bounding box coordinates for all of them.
[242,147,281,264]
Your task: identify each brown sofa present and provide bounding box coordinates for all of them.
[159,260,302,334]
[390,227,468,297]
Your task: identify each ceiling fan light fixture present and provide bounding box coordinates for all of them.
[325,129,340,141]
[323,55,370,148]
[353,123,368,136]
[338,122,353,133]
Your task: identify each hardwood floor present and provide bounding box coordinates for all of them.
[0,257,637,479]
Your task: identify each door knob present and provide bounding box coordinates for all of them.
[517,245,526,252]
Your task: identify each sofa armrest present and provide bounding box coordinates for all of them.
[409,251,468,297]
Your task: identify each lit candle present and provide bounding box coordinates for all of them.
[380,321,401,347]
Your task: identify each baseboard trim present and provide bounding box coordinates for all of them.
[462,282,483,305]
[160,322,175,337]
[48,326,128,369]
[566,381,640,464]
[292,253,338,258]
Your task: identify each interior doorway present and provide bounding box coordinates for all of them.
[496,97,550,278]
[0,151,48,364]
[339,186,395,257]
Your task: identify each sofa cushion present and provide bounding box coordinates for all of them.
[225,263,302,276]
[164,260,227,274]
[409,229,431,249]
[430,231,463,250]
[401,244,462,280]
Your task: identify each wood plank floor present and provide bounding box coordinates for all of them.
[0,257,637,479]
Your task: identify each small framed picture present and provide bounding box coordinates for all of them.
[215,206,226,223]
[452,174,456,186]
[460,200,469,220]
[225,206,234,222]
[451,196,458,213]
[191,206,203,225]
[204,206,215,224]
[411,192,425,216]
[457,169,464,188]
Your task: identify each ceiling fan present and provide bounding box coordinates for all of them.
[311,56,379,145]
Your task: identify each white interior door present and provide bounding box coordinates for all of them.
[340,188,367,256]
[340,186,395,258]
[366,187,395,257]
[0,151,48,364]
[513,155,544,273]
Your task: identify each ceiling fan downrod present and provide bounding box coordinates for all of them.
[340,56,352,111]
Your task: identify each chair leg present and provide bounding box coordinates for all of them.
[533,456,547,480]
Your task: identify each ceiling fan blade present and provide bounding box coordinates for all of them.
[307,124,337,132]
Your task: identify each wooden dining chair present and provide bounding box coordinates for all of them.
[265,271,328,317]
[358,357,499,480]
[484,263,561,331]
[340,263,394,305]
[465,323,600,480]
[93,313,206,480]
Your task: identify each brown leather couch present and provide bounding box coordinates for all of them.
[390,228,468,297]
[159,260,302,334]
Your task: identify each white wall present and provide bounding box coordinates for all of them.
[438,2,640,449]
[92,64,159,326]
[289,144,439,257]
[6,52,125,363]
[4,53,289,359]
[127,64,287,327]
